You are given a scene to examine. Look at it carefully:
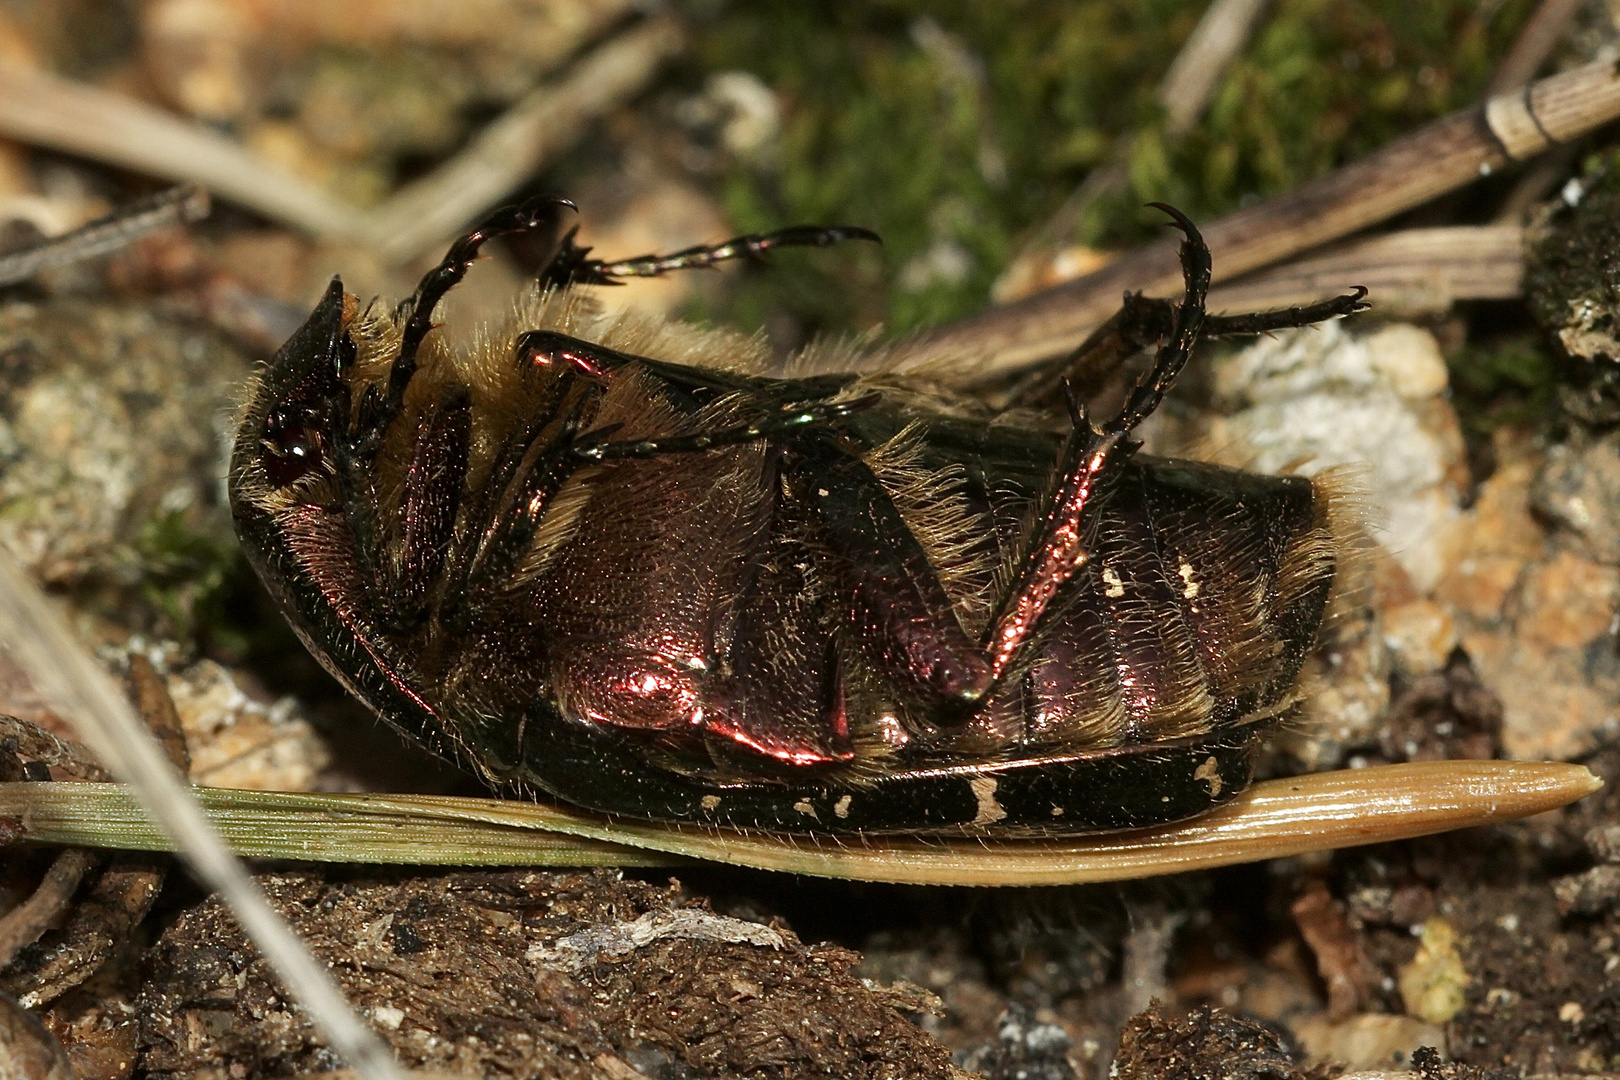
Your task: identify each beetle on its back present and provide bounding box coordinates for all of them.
[229,196,1368,836]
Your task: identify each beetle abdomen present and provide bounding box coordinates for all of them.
[903,449,1346,766]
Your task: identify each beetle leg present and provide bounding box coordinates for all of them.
[1004,285,1368,412]
[1203,286,1369,336]
[1110,204,1211,433]
[785,440,994,721]
[513,329,634,382]
[382,388,472,631]
[369,195,576,445]
[981,207,1210,680]
[569,394,881,462]
[541,224,880,289]
[702,533,856,766]
[440,394,597,628]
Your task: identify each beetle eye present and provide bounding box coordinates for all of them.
[262,411,328,488]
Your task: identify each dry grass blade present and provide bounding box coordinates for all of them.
[0,552,404,1080]
[997,0,1271,301]
[0,760,1597,887]
[917,57,1620,375]
[361,17,685,263]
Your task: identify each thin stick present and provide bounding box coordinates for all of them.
[1488,0,1587,95]
[996,0,1271,300]
[0,552,403,1080]
[1158,0,1273,138]
[0,760,1598,887]
[913,57,1620,376]
[0,68,361,242]
[362,18,684,264]
[0,184,209,287]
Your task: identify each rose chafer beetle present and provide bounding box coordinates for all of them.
[229,197,1368,836]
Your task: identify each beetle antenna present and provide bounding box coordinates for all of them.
[1110,204,1211,435]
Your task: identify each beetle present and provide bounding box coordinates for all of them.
[228,195,1368,836]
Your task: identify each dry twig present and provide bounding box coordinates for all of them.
[361,17,685,263]
[1489,0,1588,95]
[0,15,679,265]
[0,848,97,971]
[0,184,210,286]
[1205,225,1524,317]
[910,57,1620,375]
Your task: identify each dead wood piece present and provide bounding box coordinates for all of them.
[0,714,106,782]
[0,849,97,972]
[124,656,189,775]
[1291,880,1375,1019]
[0,853,168,1011]
[916,58,1620,376]
[0,990,73,1080]
[1205,225,1524,320]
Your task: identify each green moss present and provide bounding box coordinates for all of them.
[1446,334,1558,438]
[1524,154,1620,425]
[134,510,244,655]
[692,0,1534,340]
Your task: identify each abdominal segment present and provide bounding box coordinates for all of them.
[531,433,1342,777]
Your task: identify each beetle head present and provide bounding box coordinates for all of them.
[231,278,357,503]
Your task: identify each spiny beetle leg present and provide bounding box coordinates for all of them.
[569,394,881,462]
[786,439,993,721]
[1112,204,1211,433]
[545,224,881,289]
[390,195,577,418]
[444,397,595,625]
[982,206,1210,680]
[1006,287,1367,414]
[1203,285,1371,337]
[513,328,634,382]
[384,388,472,631]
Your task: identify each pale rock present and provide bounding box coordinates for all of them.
[1380,599,1458,677]
[1533,433,1620,566]
[1432,432,1620,760]
[1207,322,1465,592]
[165,659,331,790]
[1292,1013,1447,1070]
[1285,606,1390,771]
[1398,917,1468,1025]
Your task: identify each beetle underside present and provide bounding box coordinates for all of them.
[230,198,1369,835]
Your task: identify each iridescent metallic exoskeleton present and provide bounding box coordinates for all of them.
[230,198,1367,835]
